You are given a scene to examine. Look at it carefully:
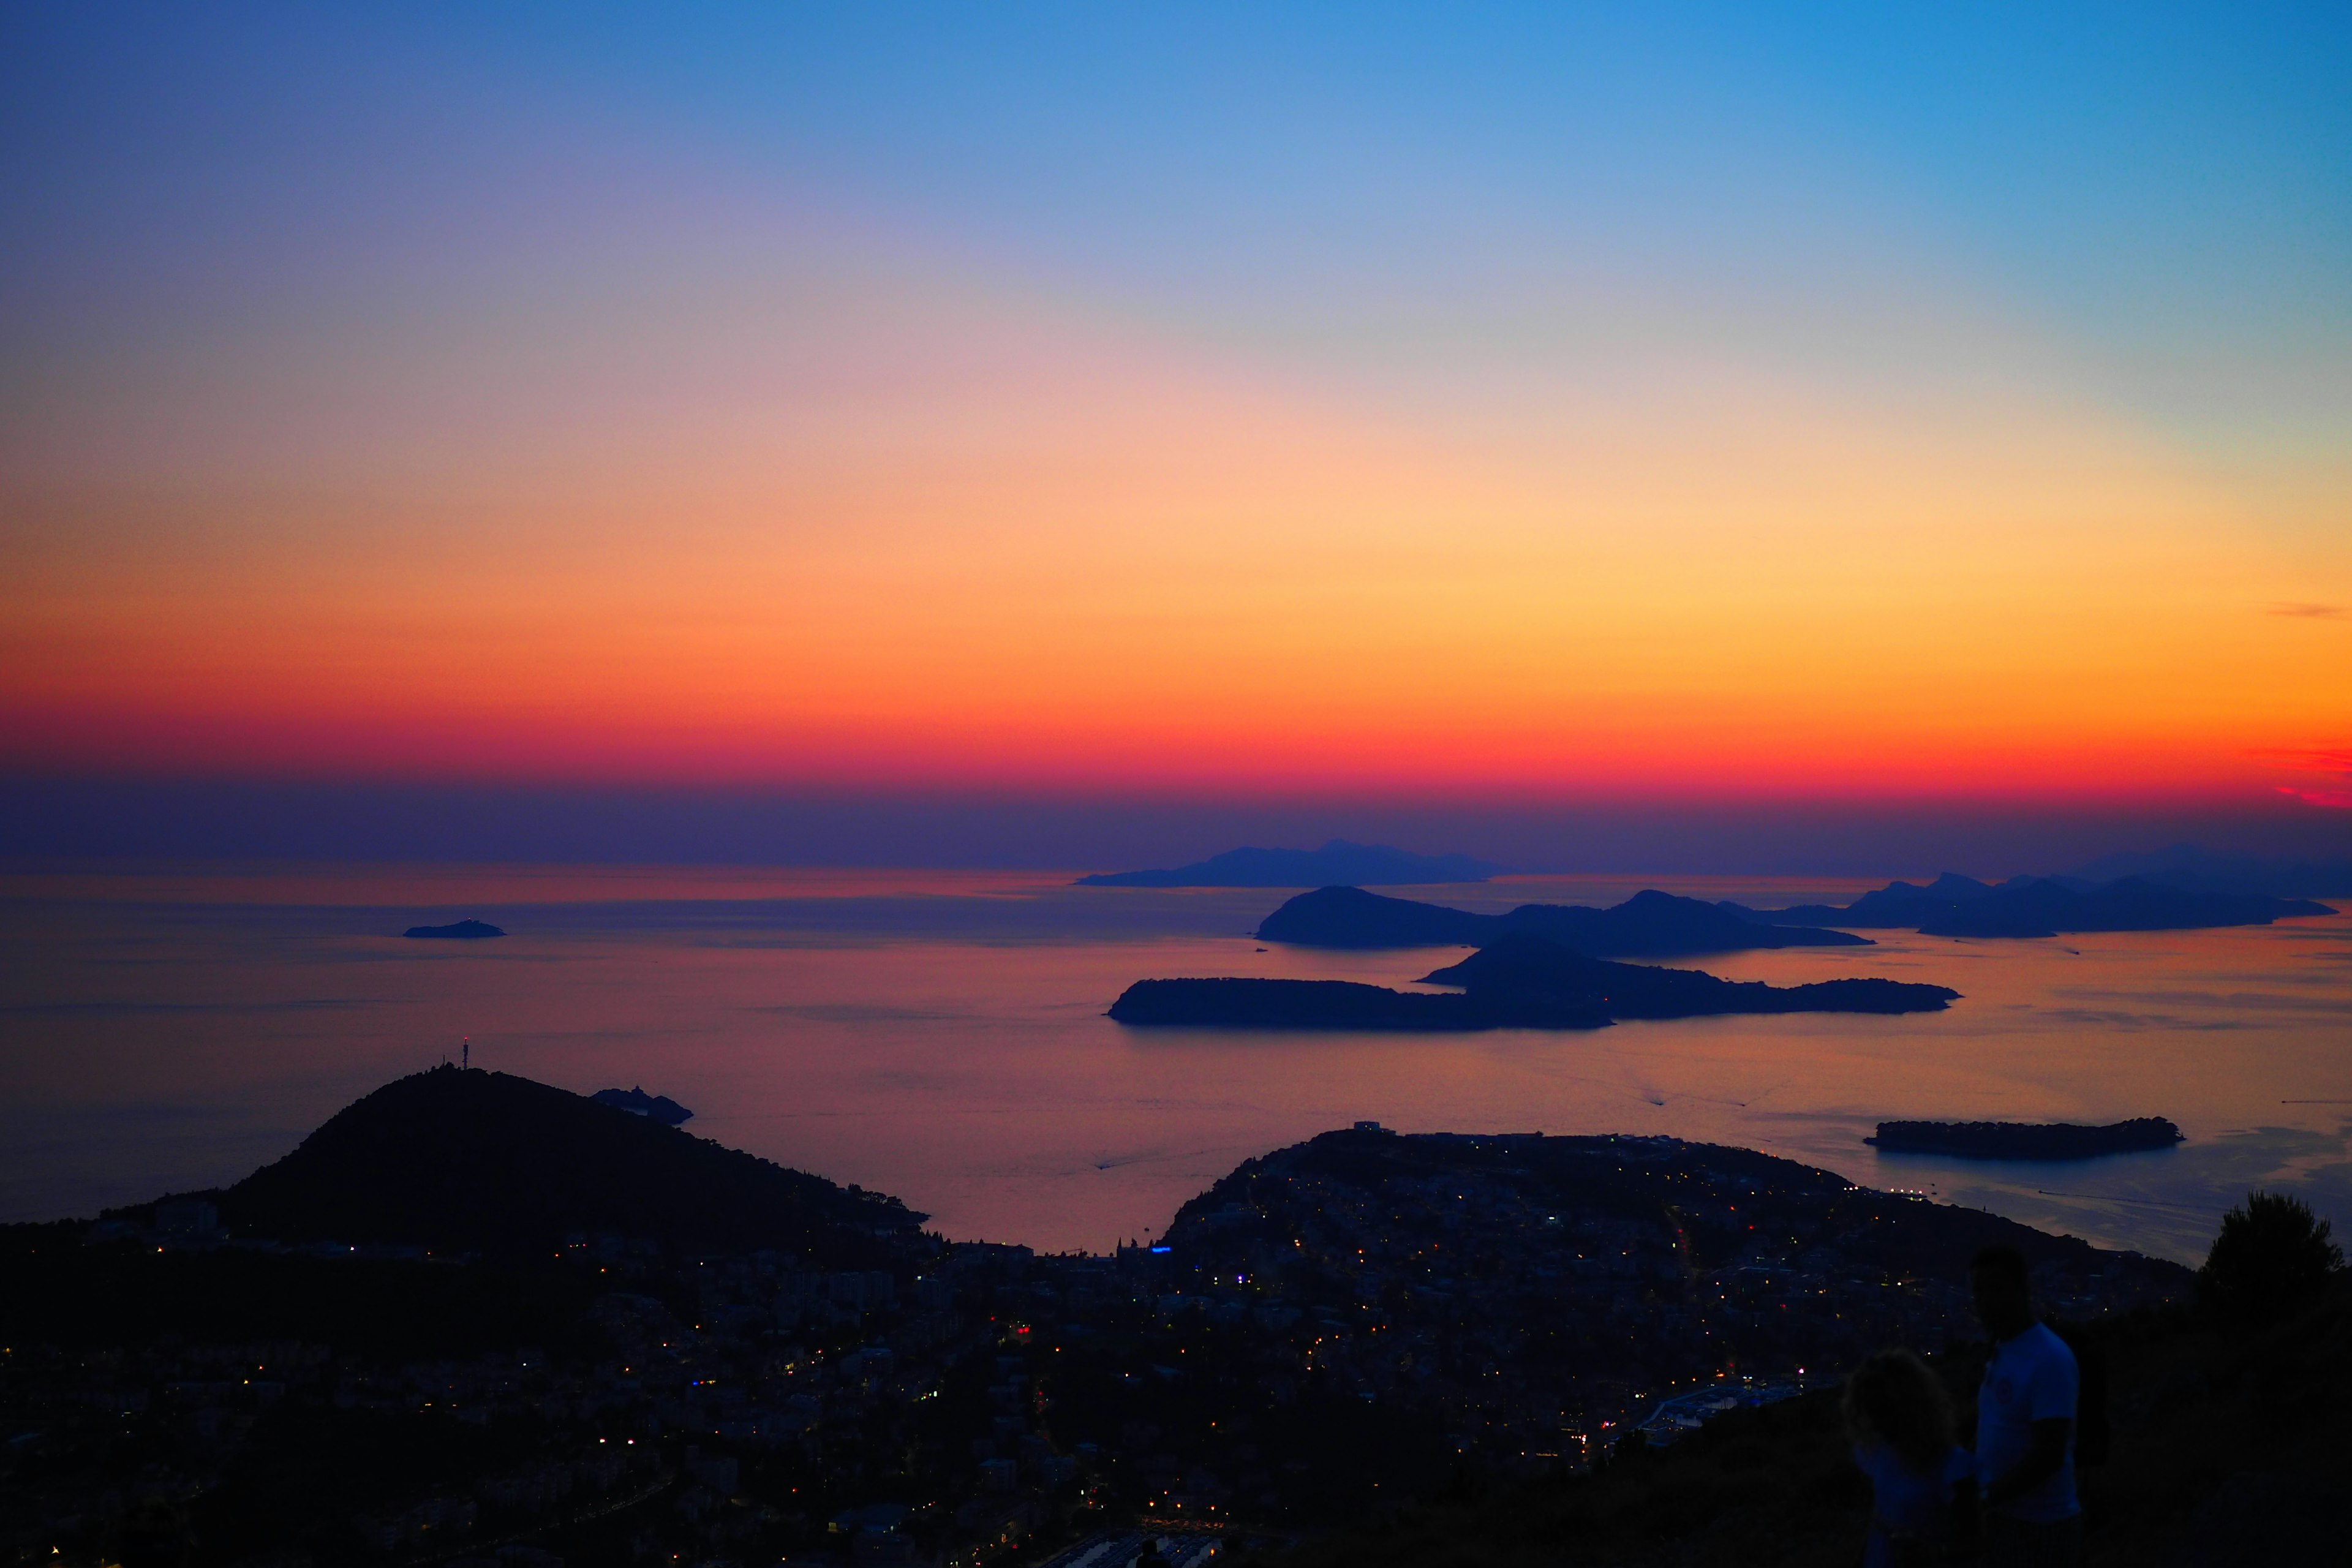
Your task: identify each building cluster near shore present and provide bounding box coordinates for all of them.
[4,1124,2187,1567]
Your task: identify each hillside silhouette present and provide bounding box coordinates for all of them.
[186,1066,920,1262]
[1284,1271,2351,1568]
[1256,886,1869,954]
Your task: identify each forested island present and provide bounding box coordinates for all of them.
[1256,885,1869,956]
[1109,935,1956,1030]
[1866,1117,2185,1160]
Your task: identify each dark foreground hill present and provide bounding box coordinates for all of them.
[1078,839,1500,887]
[1730,873,2332,939]
[1168,1127,2180,1324]
[1110,938,1957,1029]
[1156,1126,2204,1566]
[146,1066,921,1262]
[1256,886,1870,955]
[1280,1273,2352,1568]
[7,1079,2319,1568]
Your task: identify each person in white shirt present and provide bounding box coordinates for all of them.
[1969,1244,2081,1566]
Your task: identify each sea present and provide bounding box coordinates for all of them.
[4,864,2348,1268]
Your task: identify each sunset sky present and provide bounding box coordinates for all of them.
[5,5,2349,860]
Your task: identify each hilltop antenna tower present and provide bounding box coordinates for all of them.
[462,1036,470,1071]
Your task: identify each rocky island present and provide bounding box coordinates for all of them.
[1256,885,1870,956]
[1867,1117,2185,1160]
[1110,935,1957,1030]
[400,918,507,939]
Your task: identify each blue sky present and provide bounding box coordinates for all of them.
[13,4,2346,431]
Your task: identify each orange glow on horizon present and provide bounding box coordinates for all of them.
[4,220,2347,808]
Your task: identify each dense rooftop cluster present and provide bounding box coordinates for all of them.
[1143,1129,2181,1463]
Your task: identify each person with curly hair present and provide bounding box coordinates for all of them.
[1845,1348,1978,1566]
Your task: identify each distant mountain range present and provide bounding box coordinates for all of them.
[1077,839,1500,888]
[2064,843,2352,899]
[1110,933,1954,1031]
[402,918,505,939]
[1255,886,1871,956]
[1724,873,2332,940]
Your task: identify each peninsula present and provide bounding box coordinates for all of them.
[1256,885,1870,956]
[1109,935,1956,1030]
[1866,1117,2185,1160]
[1077,839,1499,888]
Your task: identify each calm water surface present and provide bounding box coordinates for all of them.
[4,864,2347,1265]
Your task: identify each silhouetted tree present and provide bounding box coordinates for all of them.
[2197,1190,2343,1319]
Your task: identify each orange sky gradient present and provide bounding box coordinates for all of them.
[5,13,2348,820]
[7,257,2346,807]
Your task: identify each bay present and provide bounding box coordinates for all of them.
[3,864,2346,1265]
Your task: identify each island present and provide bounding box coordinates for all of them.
[1077,839,1499,888]
[1109,935,1957,1029]
[401,918,507,939]
[1110,977,1604,1030]
[1725,873,2332,939]
[1256,884,1871,956]
[1866,1117,2185,1160]
[590,1084,695,1125]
